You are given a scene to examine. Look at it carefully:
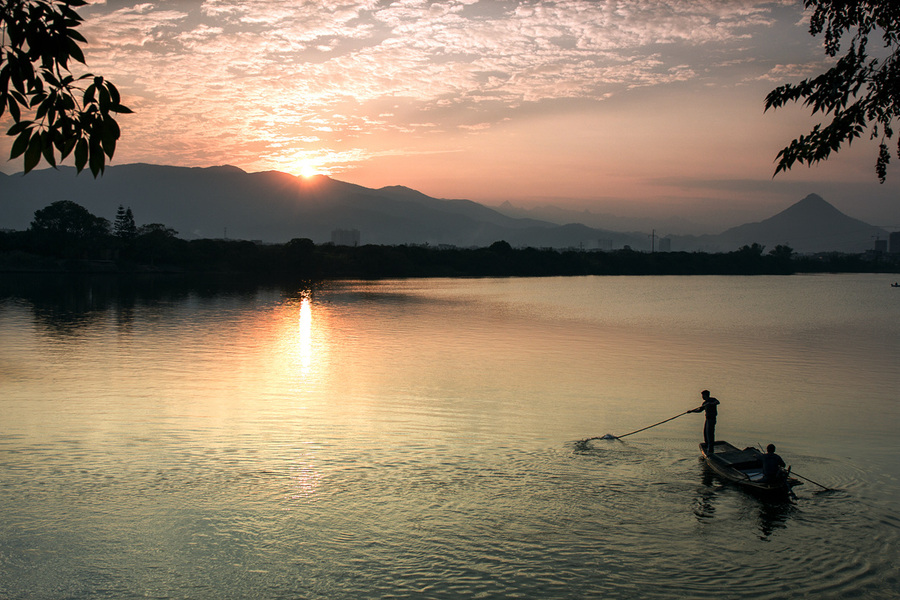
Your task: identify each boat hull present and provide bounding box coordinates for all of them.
[700,441,800,497]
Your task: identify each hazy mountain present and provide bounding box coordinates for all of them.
[0,164,647,249]
[1,166,889,253]
[493,201,703,236]
[669,193,889,253]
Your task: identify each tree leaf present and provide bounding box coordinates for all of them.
[34,96,50,120]
[101,117,120,158]
[59,137,77,160]
[98,85,111,112]
[7,96,21,122]
[106,81,121,105]
[24,135,43,173]
[9,90,27,106]
[9,128,32,159]
[6,120,32,136]
[74,137,88,172]
[67,38,86,65]
[66,28,87,44]
[89,141,105,177]
[40,132,57,167]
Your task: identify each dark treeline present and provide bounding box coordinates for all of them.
[2,200,898,278]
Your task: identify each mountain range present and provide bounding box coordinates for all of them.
[0,164,890,253]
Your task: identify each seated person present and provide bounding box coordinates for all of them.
[761,444,787,483]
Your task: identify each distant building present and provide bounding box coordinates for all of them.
[874,238,887,253]
[331,228,360,246]
[657,237,672,252]
[890,231,900,254]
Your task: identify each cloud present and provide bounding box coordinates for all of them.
[82,3,189,48]
[756,62,825,83]
[3,0,808,176]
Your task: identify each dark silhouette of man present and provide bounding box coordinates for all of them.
[761,444,787,483]
[691,390,720,454]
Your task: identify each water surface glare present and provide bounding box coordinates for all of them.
[1,274,899,599]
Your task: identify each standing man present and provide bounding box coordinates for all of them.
[691,390,720,454]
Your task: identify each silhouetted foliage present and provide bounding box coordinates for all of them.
[136,223,177,238]
[739,243,766,256]
[769,244,794,259]
[30,198,107,234]
[28,199,109,257]
[280,237,316,277]
[1,0,131,175]
[766,0,900,182]
[131,223,182,266]
[114,205,136,240]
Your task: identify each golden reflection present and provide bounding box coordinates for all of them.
[276,289,330,386]
[297,297,313,375]
[289,456,322,502]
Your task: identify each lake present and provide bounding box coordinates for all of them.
[1,273,899,599]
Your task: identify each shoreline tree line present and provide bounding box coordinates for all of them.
[1,200,898,278]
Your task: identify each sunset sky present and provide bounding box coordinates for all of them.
[3,0,899,231]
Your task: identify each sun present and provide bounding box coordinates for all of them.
[298,160,318,178]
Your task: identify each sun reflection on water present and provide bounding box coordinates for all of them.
[298,297,313,376]
[288,456,322,503]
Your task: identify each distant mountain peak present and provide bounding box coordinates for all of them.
[793,193,831,211]
[715,192,886,253]
[775,193,845,221]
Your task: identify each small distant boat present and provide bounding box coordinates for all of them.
[891,283,900,288]
[700,441,801,497]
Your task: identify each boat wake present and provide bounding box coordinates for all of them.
[572,434,621,453]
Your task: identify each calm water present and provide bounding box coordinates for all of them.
[1,274,899,599]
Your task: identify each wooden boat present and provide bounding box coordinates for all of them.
[700,441,801,497]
